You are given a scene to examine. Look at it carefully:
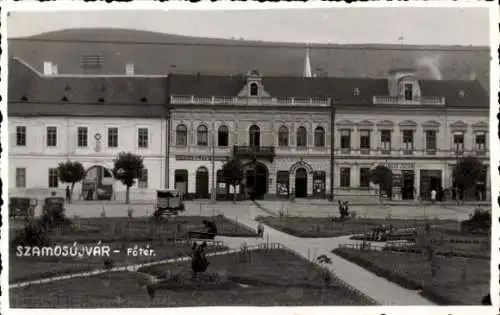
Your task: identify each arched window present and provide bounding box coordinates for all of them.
[249,125,260,147]
[314,126,325,147]
[296,126,307,147]
[250,83,259,96]
[176,124,188,146]
[197,124,208,146]
[278,126,289,147]
[218,125,229,147]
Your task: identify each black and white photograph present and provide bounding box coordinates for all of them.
[2,1,498,313]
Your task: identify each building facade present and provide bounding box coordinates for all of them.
[8,56,490,201]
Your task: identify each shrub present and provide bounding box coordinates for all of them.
[11,221,49,249]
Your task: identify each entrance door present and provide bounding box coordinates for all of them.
[245,163,268,200]
[195,167,209,199]
[295,168,308,198]
[401,170,415,200]
[420,170,442,201]
[175,169,188,197]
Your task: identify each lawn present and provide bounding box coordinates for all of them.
[257,216,457,238]
[9,215,256,283]
[333,248,490,305]
[11,249,376,307]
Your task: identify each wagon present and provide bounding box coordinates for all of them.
[9,197,37,219]
[153,189,185,218]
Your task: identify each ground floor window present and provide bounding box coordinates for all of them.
[340,167,350,187]
[216,170,228,195]
[276,171,289,196]
[48,168,58,188]
[16,167,26,188]
[138,169,148,188]
[313,171,326,197]
[359,168,370,188]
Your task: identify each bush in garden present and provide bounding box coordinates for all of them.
[11,221,49,249]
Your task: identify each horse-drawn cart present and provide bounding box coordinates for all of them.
[153,189,185,219]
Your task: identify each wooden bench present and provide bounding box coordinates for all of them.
[188,231,216,240]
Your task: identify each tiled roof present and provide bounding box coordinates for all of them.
[419,79,489,107]
[9,28,490,90]
[8,58,167,117]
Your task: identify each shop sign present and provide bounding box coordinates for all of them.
[175,155,227,161]
[382,163,415,170]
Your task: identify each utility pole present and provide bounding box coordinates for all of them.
[211,124,216,202]
[330,98,336,201]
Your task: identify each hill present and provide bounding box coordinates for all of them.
[8,28,490,89]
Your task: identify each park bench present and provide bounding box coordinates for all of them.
[188,231,216,240]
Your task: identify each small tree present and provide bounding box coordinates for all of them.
[369,165,393,200]
[57,160,86,203]
[453,156,485,201]
[112,152,144,204]
[222,158,244,202]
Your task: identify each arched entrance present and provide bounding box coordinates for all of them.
[82,165,114,200]
[195,167,209,199]
[295,168,308,198]
[245,162,268,199]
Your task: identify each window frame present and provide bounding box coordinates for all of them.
[77,126,89,148]
[107,127,119,148]
[197,124,209,146]
[137,127,149,149]
[278,126,289,147]
[217,125,229,147]
[296,126,307,147]
[46,126,58,147]
[48,168,59,188]
[359,129,371,150]
[176,124,188,147]
[340,167,351,187]
[138,168,148,189]
[403,83,414,101]
[16,125,27,146]
[314,126,325,147]
[15,167,26,188]
[340,129,351,150]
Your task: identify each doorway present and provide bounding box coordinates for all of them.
[245,163,268,199]
[174,169,189,197]
[195,167,209,199]
[295,168,308,198]
[420,170,442,201]
[401,170,415,200]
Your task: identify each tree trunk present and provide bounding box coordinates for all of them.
[70,182,75,204]
[126,186,130,204]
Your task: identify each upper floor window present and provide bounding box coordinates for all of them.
[340,129,351,149]
[250,83,259,96]
[404,83,413,101]
[359,130,370,149]
[176,124,188,146]
[425,130,437,151]
[314,126,325,147]
[296,126,307,147]
[278,126,289,147]
[138,128,149,148]
[197,125,208,146]
[108,127,118,148]
[402,130,413,150]
[77,127,88,148]
[453,131,464,151]
[218,125,229,147]
[475,132,486,151]
[46,127,57,147]
[380,130,391,150]
[16,126,26,146]
[249,125,260,147]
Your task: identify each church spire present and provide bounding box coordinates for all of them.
[303,46,312,78]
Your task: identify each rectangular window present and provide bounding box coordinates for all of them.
[360,167,370,188]
[340,167,351,187]
[402,130,413,150]
[15,167,26,188]
[340,129,351,149]
[359,130,370,149]
[404,83,413,101]
[77,127,88,147]
[475,132,486,151]
[425,130,437,151]
[453,131,465,151]
[48,168,58,188]
[46,126,57,147]
[16,126,26,146]
[108,128,118,148]
[138,128,149,148]
[380,130,391,150]
[138,169,148,189]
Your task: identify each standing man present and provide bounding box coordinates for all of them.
[65,185,71,203]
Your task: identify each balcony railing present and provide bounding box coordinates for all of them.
[170,95,330,107]
[372,96,445,106]
[233,146,276,162]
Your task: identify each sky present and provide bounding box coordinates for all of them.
[6,7,491,46]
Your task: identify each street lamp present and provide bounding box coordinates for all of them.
[211,125,216,203]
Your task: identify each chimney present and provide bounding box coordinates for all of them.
[43,61,53,75]
[126,63,135,75]
[52,64,58,75]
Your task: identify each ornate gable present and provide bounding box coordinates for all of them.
[472,121,488,130]
[450,121,468,130]
[422,120,441,129]
[237,70,271,97]
[336,119,356,127]
[376,120,395,127]
[399,120,417,127]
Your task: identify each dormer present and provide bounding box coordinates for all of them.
[237,70,271,98]
[387,68,421,100]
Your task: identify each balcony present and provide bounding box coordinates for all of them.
[372,96,445,106]
[170,95,330,107]
[233,146,276,162]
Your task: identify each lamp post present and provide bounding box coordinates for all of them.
[211,127,216,202]
[454,142,459,205]
[329,98,335,201]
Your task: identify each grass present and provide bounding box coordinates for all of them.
[11,249,376,307]
[9,215,256,283]
[257,216,457,238]
[333,248,490,305]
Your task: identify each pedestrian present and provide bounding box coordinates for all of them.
[431,189,437,204]
[65,185,71,203]
[257,222,264,237]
